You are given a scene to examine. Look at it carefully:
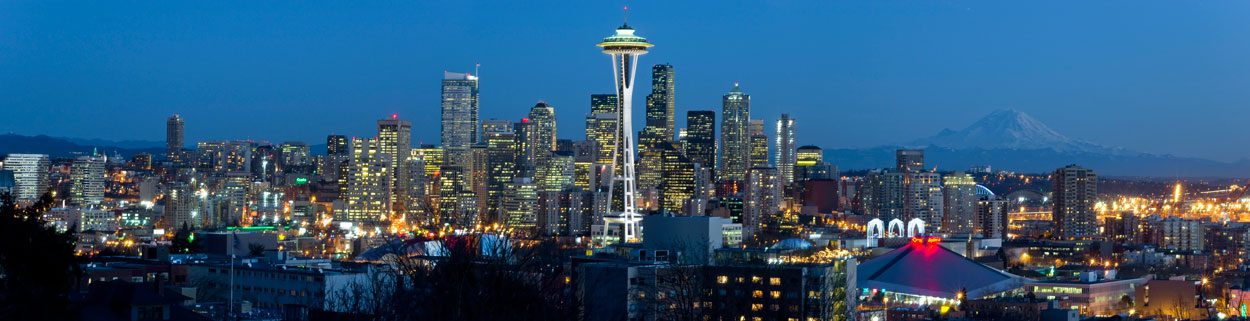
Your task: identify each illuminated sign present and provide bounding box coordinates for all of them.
[295,177,309,185]
[910,236,942,245]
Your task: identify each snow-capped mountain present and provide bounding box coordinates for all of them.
[820,109,1250,177]
[910,109,1113,153]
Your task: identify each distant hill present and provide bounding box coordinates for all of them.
[64,137,163,150]
[0,134,164,159]
[828,110,1250,178]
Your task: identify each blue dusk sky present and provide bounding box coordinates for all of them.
[2,1,1249,160]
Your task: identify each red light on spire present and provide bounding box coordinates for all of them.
[522,117,530,123]
[392,113,398,120]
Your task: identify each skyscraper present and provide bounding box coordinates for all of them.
[637,64,676,193]
[794,145,836,182]
[1052,165,1098,240]
[718,83,751,182]
[278,141,310,169]
[586,94,619,166]
[526,102,557,183]
[896,149,925,173]
[597,20,652,243]
[775,114,796,185]
[70,155,107,206]
[683,110,716,169]
[343,138,392,223]
[859,169,905,221]
[749,119,769,168]
[323,135,351,183]
[166,114,184,163]
[906,172,944,226]
[326,135,349,156]
[744,166,780,236]
[441,71,480,165]
[656,142,695,214]
[3,154,50,203]
[378,116,413,215]
[643,64,676,142]
[483,119,518,218]
[502,177,538,235]
[377,116,412,172]
[941,172,977,234]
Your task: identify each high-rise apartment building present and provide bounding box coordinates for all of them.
[3,154,50,203]
[941,172,977,234]
[976,196,1009,239]
[1052,164,1098,240]
[775,114,796,185]
[441,71,480,165]
[859,169,905,221]
[343,138,392,223]
[166,114,184,163]
[906,172,944,226]
[70,155,107,206]
[718,84,751,182]
[744,167,781,236]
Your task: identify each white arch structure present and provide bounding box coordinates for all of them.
[907,218,926,237]
[887,219,905,237]
[866,219,885,243]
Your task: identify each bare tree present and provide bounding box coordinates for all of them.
[327,234,576,321]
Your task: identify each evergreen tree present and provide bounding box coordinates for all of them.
[0,192,80,320]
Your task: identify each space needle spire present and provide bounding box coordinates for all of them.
[598,9,652,244]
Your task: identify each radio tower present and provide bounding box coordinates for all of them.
[598,7,652,243]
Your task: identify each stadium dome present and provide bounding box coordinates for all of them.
[975,184,995,198]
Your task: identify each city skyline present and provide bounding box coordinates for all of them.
[5,4,1250,320]
[4,1,1250,161]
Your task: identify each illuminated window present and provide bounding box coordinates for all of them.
[717,275,728,284]
[751,304,763,311]
[752,276,762,283]
[770,291,781,299]
[769,277,782,286]
[752,290,764,298]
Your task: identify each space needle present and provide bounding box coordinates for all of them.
[598,9,652,244]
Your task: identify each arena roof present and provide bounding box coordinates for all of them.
[857,237,1026,299]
